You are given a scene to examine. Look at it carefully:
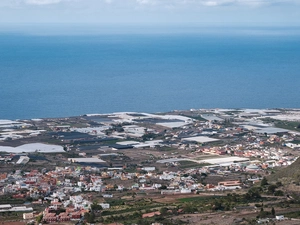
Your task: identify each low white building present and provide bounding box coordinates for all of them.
[276,215,284,221]
[180,188,192,194]
[142,167,156,172]
[23,212,34,220]
[16,156,30,164]
[99,203,110,209]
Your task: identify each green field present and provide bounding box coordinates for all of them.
[262,118,300,132]
[177,160,208,169]
[178,196,222,203]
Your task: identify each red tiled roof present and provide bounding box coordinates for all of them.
[142,211,161,218]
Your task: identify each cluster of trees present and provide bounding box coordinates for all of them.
[103,212,141,224]
[258,207,276,218]
[84,201,103,223]
[244,187,262,200]
[261,177,284,196]
[85,211,96,223]
[105,123,124,135]
[83,177,286,224]
[104,212,183,225]
[142,133,158,141]
[36,214,43,223]
[178,193,262,215]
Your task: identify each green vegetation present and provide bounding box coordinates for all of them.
[177,161,205,169]
[206,141,224,147]
[177,191,267,213]
[85,211,96,223]
[97,139,118,145]
[101,198,164,216]
[182,114,207,121]
[0,212,23,221]
[178,196,222,203]
[91,201,103,210]
[261,177,268,186]
[262,118,300,132]
[283,210,300,218]
[291,140,300,144]
[0,195,25,204]
[275,121,300,132]
[222,110,242,115]
[105,199,126,206]
[36,214,43,223]
[102,203,163,216]
[94,198,187,225]
[142,133,162,141]
[244,187,262,200]
[195,155,222,160]
[270,157,300,183]
[43,138,63,145]
[103,213,185,225]
[157,146,177,151]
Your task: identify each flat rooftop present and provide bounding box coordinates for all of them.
[0,143,65,153]
[201,114,224,121]
[253,127,289,134]
[182,136,220,143]
[116,141,140,146]
[68,158,106,163]
[157,122,188,128]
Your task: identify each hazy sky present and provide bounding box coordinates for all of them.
[0,0,299,26]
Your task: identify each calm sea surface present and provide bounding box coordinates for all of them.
[1,26,300,119]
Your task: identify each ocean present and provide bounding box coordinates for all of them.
[1,26,300,120]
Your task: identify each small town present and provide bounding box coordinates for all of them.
[1,108,300,225]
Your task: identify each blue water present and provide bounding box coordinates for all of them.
[1,26,300,119]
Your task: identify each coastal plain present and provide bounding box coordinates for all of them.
[1,108,300,225]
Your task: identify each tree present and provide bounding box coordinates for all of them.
[271,207,276,217]
[244,187,261,200]
[36,214,43,223]
[160,207,168,216]
[259,207,267,218]
[211,200,224,211]
[267,184,277,195]
[91,201,103,211]
[85,212,95,223]
[261,177,268,186]
[200,173,207,178]
[158,185,167,190]
[183,203,197,213]
[274,190,284,196]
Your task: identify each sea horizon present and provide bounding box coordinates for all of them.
[1,25,300,120]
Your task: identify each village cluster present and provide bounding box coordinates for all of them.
[0,109,300,224]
